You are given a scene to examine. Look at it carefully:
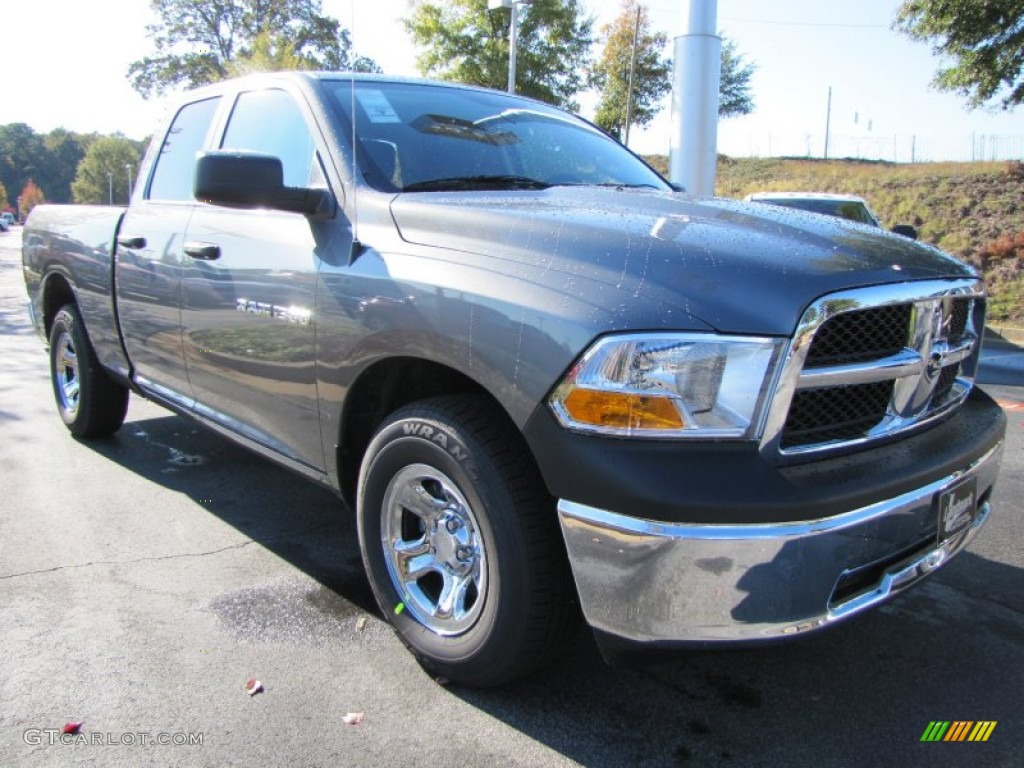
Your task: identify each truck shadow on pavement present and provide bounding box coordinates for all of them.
[80,411,381,622]
[455,550,1024,767]
[78,410,1023,767]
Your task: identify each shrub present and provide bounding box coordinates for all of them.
[975,232,1024,269]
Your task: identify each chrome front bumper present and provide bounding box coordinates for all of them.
[557,441,1002,644]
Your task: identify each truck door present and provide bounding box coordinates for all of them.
[116,96,222,407]
[180,87,327,471]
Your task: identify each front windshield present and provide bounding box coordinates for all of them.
[326,80,668,193]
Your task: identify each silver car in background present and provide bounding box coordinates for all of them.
[745,191,919,239]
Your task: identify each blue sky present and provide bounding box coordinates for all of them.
[2,0,1021,162]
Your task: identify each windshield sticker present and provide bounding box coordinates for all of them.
[356,90,402,124]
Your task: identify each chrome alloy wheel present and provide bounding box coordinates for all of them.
[55,330,80,416]
[381,464,488,636]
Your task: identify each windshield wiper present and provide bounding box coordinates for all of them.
[402,175,551,192]
[548,182,659,190]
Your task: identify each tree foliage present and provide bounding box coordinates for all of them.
[894,0,1024,109]
[593,7,754,140]
[719,37,755,118]
[71,137,147,205]
[128,0,380,98]
[19,180,46,218]
[0,124,49,211]
[0,180,8,212]
[225,30,307,77]
[593,1,671,139]
[0,124,98,210]
[405,0,594,110]
[43,129,90,202]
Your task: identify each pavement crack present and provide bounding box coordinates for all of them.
[0,523,339,582]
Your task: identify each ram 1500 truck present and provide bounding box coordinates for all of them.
[23,73,1005,686]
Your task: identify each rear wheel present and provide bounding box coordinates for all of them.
[357,395,577,686]
[49,304,129,437]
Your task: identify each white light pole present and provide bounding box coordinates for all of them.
[823,86,832,160]
[107,172,113,205]
[489,0,532,94]
[669,0,721,196]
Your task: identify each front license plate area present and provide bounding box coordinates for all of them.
[937,476,978,542]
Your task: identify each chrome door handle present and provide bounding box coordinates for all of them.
[117,235,146,249]
[184,242,221,261]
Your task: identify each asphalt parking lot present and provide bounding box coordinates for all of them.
[1,226,1022,767]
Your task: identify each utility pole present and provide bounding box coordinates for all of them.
[623,5,641,146]
[107,172,113,205]
[669,0,721,195]
[489,0,533,94]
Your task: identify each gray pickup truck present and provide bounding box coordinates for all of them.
[23,73,1005,686]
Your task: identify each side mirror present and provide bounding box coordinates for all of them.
[891,224,918,240]
[194,151,333,218]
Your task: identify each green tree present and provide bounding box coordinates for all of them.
[405,0,594,109]
[0,124,47,206]
[0,180,8,212]
[894,0,1024,109]
[593,1,671,140]
[128,0,380,98]
[594,11,754,141]
[71,137,145,205]
[225,30,307,77]
[43,129,92,203]
[19,180,46,218]
[719,37,755,118]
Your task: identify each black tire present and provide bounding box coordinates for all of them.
[357,395,578,687]
[49,304,129,438]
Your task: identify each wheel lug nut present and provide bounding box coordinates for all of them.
[456,546,472,561]
[446,518,462,533]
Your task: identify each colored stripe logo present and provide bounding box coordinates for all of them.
[921,721,997,742]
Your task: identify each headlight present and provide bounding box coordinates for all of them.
[550,333,783,438]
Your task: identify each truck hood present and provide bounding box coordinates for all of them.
[389,187,975,336]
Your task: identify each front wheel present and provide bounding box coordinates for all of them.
[49,304,129,438]
[357,396,577,687]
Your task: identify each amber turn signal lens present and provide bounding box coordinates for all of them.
[561,388,685,431]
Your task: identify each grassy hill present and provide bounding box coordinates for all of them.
[644,156,1024,324]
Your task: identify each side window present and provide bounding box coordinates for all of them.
[221,89,317,188]
[147,97,221,202]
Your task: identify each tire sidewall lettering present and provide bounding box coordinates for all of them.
[399,421,470,463]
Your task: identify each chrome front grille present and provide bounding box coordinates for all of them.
[780,380,894,449]
[803,303,912,366]
[762,279,986,457]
